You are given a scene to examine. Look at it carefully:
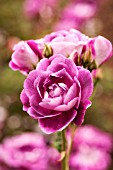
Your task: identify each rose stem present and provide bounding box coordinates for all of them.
[61,129,69,170]
[67,124,76,169]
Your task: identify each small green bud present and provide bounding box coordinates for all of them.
[77,55,81,66]
[88,60,97,71]
[43,44,53,58]
[82,49,92,66]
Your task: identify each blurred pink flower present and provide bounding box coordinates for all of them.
[54,1,97,31]
[69,125,113,170]
[73,125,113,152]
[23,0,58,19]
[0,133,60,170]
[70,145,111,170]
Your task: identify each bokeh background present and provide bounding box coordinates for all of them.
[0,0,113,169]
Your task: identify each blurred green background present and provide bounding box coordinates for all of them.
[0,0,113,169]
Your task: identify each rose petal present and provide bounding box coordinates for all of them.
[93,36,113,66]
[30,95,50,116]
[50,42,84,57]
[54,97,79,111]
[50,68,73,87]
[24,70,39,97]
[20,90,30,111]
[39,96,63,110]
[73,100,91,125]
[64,82,80,104]
[28,107,44,119]
[36,58,50,71]
[27,40,42,59]
[39,109,77,134]
[48,55,78,78]
[78,68,93,101]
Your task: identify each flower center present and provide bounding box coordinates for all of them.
[44,83,68,99]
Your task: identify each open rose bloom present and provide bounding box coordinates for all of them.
[9,29,112,134]
[20,55,93,133]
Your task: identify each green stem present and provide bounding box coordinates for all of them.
[67,124,76,166]
[61,129,69,170]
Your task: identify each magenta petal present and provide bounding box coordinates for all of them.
[93,36,113,66]
[74,100,91,125]
[64,83,80,104]
[36,58,50,71]
[9,61,20,71]
[39,109,77,134]
[54,97,79,111]
[78,68,93,101]
[48,56,78,79]
[30,95,50,116]
[39,96,63,110]
[27,40,42,59]
[20,90,30,111]
[24,70,39,97]
[50,68,73,87]
[49,54,66,64]
[65,58,78,78]
[28,107,44,119]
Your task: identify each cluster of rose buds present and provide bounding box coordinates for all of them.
[9,29,112,134]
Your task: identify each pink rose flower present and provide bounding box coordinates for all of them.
[23,0,58,19]
[70,146,111,170]
[43,29,112,68]
[54,1,97,31]
[9,40,42,75]
[69,125,112,170]
[20,55,93,134]
[72,125,113,152]
[0,133,60,170]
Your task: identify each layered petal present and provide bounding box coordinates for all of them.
[93,36,113,66]
[39,109,77,134]
[78,68,93,101]
[73,100,91,125]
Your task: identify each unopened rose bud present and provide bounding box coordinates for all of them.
[82,49,92,65]
[43,44,53,58]
[88,60,97,71]
[77,54,82,66]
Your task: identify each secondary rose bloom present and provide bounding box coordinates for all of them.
[20,54,93,134]
[23,0,58,19]
[9,40,42,75]
[69,125,113,170]
[0,133,60,170]
[70,145,111,170]
[73,125,113,152]
[54,1,97,31]
[43,29,112,68]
